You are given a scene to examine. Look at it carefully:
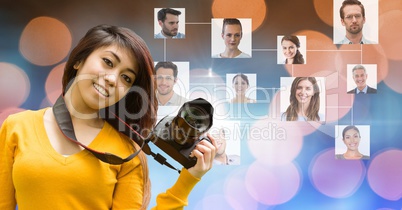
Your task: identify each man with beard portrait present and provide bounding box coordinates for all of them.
[337,0,374,44]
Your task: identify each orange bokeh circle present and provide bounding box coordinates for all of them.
[285,30,338,76]
[379,10,402,61]
[361,45,389,83]
[212,0,267,31]
[379,0,402,14]
[383,62,402,94]
[19,16,72,66]
[313,0,334,26]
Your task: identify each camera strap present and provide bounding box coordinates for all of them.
[52,95,181,173]
[52,95,145,164]
[107,107,181,173]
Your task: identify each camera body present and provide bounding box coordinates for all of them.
[149,98,214,169]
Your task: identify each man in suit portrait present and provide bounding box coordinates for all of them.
[347,64,377,94]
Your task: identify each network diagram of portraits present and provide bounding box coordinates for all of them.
[153,0,377,163]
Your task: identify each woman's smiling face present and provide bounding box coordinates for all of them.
[282,40,298,60]
[295,79,314,105]
[72,44,138,113]
[232,76,248,96]
[343,128,361,151]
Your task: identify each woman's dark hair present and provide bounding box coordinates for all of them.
[340,0,365,19]
[222,18,242,35]
[281,35,305,64]
[284,77,320,121]
[63,24,157,135]
[342,125,361,139]
[232,73,249,85]
[62,24,154,208]
[154,61,178,78]
[157,8,182,22]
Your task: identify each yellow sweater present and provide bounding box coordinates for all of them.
[0,109,200,210]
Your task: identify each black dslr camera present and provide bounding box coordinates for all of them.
[148,98,214,169]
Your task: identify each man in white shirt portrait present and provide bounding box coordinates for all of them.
[154,61,188,106]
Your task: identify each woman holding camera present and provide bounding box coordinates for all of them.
[0,25,216,210]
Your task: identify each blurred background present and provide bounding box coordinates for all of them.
[1,0,402,209]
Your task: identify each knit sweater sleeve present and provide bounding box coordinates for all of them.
[0,118,17,210]
[152,168,201,210]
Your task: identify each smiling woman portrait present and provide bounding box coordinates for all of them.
[230,73,256,103]
[335,125,370,160]
[0,24,216,210]
[281,77,322,121]
[280,35,305,64]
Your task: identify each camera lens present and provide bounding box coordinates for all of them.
[179,106,210,131]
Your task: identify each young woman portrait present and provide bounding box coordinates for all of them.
[227,73,256,103]
[0,24,216,210]
[281,77,325,121]
[211,18,252,58]
[278,35,306,64]
[335,125,370,160]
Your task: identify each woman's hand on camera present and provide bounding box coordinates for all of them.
[188,133,217,178]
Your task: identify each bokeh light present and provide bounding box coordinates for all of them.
[0,107,26,125]
[194,194,241,210]
[360,45,389,83]
[0,62,30,111]
[310,148,366,198]
[379,0,402,14]
[212,0,267,31]
[367,149,402,201]
[247,119,304,166]
[378,10,402,94]
[223,167,260,210]
[45,62,65,104]
[313,0,333,26]
[295,30,336,51]
[200,167,260,210]
[289,30,338,76]
[383,60,402,94]
[378,10,402,61]
[19,16,72,66]
[336,44,363,75]
[320,70,353,123]
[245,161,301,205]
[40,90,61,109]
